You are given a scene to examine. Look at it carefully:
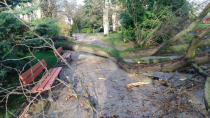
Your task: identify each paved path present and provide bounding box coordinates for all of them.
[27,34,208,118]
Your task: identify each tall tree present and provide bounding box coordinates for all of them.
[83,0,103,33]
[103,0,109,35]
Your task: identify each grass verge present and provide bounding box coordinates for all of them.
[103,36,134,50]
[87,32,121,37]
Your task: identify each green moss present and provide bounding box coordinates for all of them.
[55,41,128,64]
[134,57,171,64]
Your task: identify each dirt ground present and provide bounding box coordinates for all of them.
[24,33,210,118]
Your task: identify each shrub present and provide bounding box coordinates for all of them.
[82,28,93,33]
[52,35,68,42]
[58,23,71,36]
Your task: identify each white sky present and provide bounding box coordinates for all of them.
[77,0,84,5]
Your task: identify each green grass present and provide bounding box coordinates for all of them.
[87,32,121,37]
[103,36,134,50]
[0,50,58,118]
[32,50,57,69]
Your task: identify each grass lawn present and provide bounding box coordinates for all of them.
[0,49,58,118]
[103,35,134,50]
[87,32,121,37]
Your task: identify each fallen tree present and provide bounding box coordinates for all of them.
[54,2,210,113]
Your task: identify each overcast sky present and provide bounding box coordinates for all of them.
[77,0,84,5]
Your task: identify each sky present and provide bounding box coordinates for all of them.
[77,0,84,5]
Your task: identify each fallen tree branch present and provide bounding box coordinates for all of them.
[192,63,210,113]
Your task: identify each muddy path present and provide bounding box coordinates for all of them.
[26,34,209,118]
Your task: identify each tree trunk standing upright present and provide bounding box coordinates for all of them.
[36,0,42,19]
[103,0,109,36]
[112,5,117,31]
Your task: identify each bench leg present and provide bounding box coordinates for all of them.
[68,55,72,62]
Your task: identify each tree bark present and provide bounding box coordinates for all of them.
[54,42,210,74]
[184,25,210,60]
[36,0,42,19]
[112,5,117,32]
[192,63,210,113]
[103,0,109,36]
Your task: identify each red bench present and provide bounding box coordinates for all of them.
[54,47,72,62]
[20,59,62,101]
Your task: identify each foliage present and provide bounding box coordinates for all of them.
[31,18,60,38]
[0,8,61,78]
[82,28,93,33]
[118,0,191,43]
[52,35,68,42]
[58,22,71,36]
[82,0,103,30]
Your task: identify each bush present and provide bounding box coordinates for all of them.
[58,23,71,36]
[0,42,24,77]
[82,28,93,33]
[52,35,68,42]
[31,18,60,38]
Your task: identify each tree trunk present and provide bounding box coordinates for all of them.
[103,0,109,36]
[112,5,117,32]
[192,63,210,113]
[184,25,210,60]
[93,28,95,33]
[54,42,210,74]
[37,0,42,19]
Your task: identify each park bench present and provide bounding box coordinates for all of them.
[54,47,72,63]
[20,59,62,101]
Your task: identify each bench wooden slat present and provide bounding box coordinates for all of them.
[54,47,63,57]
[36,68,58,91]
[20,59,46,81]
[61,52,68,58]
[64,52,72,58]
[59,51,72,59]
[44,67,62,90]
[31,68,54,91]
[23,63,47,86]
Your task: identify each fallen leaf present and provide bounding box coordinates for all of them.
[98,78,107,80]
[80,103,85,107]
[127,110,136,113]
[83,93,87,96]
[89,84,93,86]
[188,100,193,103]
[159,79,164,81]
[109,96,113,98]
[180,105,188,108]
[116,76,120,78]
[180,78,186,81]
[127,82,149,88]
[66,95,70,101]
[184,91,194,97]
[24,114,30,117]
[176,96,180,100]
[142,108,147,112]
